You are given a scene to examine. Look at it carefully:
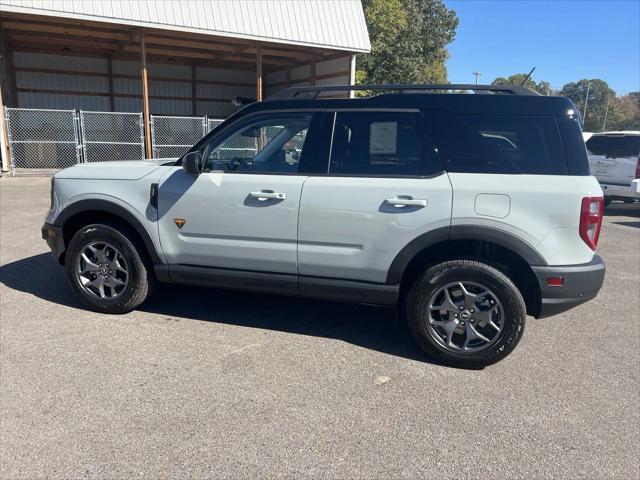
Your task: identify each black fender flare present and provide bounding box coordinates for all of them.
[54,199,162,264]
[386,225,547,284]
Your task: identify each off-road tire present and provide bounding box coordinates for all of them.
[65,222,155,313]
[405,260,526,368]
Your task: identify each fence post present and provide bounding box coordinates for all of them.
[74,109,83,164]
[0,91,10,173]
[150,115,156,159]
[3,107,14,175]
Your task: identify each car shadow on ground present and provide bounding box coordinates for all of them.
[0,253,432,364]
[604,203,640,218]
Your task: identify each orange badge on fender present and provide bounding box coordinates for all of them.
[174,218,187,229]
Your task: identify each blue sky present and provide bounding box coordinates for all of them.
[444,0,640,94]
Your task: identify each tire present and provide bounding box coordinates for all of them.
[405,260,526,368]
[65,222,155,314]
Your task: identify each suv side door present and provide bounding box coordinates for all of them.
[297,110,453,285]
[157,111,322,275]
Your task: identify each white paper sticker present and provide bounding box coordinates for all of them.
[369,122,397,155]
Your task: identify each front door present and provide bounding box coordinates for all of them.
[157,111,321,274]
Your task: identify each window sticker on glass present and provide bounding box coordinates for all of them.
[369,122,398,155]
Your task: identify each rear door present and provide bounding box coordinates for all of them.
[297,110,453,284]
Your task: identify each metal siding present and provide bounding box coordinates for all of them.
[13,52,108,73]
[0,0,370,52]
[316,57,351,76]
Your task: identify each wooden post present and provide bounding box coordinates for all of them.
[107,56,115,111]
[140,31,152,158]
[256,42,263,101]
[191,64,197,116]
[0,86,11,173]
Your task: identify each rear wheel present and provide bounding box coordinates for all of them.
[65,223,155,313]
[405,260,526,368]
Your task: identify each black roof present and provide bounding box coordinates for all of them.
[238,84,577,117]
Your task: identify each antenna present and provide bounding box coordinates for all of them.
[520,67,536,86]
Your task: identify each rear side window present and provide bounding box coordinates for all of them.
[328,111,437,176]
[423,111,568,175]
[586,135,640,158]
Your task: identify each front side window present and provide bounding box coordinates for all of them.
[329,111,426,176]
[202,114,313,174]
[423,111,568,175]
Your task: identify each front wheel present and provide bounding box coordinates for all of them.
[65,222,155,314]
[405,260,526,368]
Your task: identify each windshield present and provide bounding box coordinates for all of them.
[586,135,640,158]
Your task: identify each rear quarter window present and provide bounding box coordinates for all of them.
[423,111,568,175]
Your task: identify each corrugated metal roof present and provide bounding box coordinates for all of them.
[0,0,370,52]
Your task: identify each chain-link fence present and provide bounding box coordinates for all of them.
[2,109,230,176]
[5,108,81,176]
[80,111,145,163]
[207,118,224,133]
[151,115,207,159]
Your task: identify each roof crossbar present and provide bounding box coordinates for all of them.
[268,83,539,100]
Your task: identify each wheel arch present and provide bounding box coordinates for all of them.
[55,200,161,265]
[388,226,544,317]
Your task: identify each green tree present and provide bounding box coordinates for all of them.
[560,79,616,132]
[491,74,553,95]
[607,93,640,131]
[357,0,458,85]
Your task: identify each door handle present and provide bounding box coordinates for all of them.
[385,196,427,208]
[250,190,287,200]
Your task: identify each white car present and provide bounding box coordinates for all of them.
[42,83,606,368]
[586,131,640,205]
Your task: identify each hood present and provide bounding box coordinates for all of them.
[55,159,176,180]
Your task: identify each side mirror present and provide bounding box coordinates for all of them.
[182,151,202,175]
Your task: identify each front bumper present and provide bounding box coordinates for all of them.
[532,255,606,318]
[41,222,65,263]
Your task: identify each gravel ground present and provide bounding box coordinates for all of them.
[1,176,639,480]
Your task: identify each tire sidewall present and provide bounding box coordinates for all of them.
[65,223,146,313]
[407,262,526,367]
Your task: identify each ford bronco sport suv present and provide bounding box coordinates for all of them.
[42,84,606,367]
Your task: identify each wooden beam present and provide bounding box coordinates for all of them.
[256,42,263,102]
[1,20,130,42]
[140,31,152,159]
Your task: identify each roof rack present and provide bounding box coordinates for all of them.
[268,83,539,100]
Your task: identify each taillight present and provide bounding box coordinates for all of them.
[579,196,604,250]
[635,157,640,179]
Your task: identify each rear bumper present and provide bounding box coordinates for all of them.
[532,255,606,318]
[600,182,640,199]
[41,222,65,263]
